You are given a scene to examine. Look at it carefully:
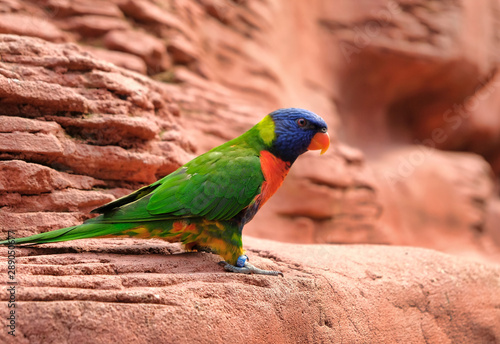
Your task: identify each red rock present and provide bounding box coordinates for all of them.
[0,0,21,13]
[0,211,84,238]
[485,199,500,250]
[371,146,498,262]
[0,160,103,194]
[0,74,90,113]
[0,237,498,343]
[0,116,61,134]
[0,13,67,42]
[3,189,115,213]
[119,0,194,37]
[58,15,131,37]
[0,132,63,155]
[52,115,159,146]
[84,46,148,74]
[56,140,166,183]
[198,0,235,25]
[103,29,171,74]
[0,34,189,186]
[167,34,199,65]
[329,0,500,169]
[41,0,124,18]
[0,35,107,72]
[430,70,500,178]
[83,70,153,103]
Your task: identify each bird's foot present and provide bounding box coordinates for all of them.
[219,255,283,276]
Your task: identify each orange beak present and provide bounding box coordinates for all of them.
[308,132,330,155]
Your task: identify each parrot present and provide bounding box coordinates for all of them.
[1,108,330,276]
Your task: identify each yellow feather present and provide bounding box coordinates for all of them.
[256,115,275,145]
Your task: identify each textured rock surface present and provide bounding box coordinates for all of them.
[326,0,500,182]
[0,237,499,344]
[0,33,194,239]
[371,146,500,263]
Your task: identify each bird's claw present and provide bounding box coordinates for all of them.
[219,258,283,276]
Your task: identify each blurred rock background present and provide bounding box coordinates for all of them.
[0,1,499,343]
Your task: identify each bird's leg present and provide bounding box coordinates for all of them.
[219,255,283,276]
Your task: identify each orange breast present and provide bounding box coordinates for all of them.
[258,150,291,209]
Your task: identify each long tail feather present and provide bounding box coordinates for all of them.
[0,220,139,246]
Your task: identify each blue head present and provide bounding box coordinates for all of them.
[257,108,330,163]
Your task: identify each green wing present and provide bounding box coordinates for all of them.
[147,148,263,220]
[90,182,162,214]
[93,145,264,222]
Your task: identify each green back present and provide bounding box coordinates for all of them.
[92,126,269,223]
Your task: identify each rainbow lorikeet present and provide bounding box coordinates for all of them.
[1,108,329,276]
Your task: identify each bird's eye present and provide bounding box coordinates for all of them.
[297,118,308,127]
